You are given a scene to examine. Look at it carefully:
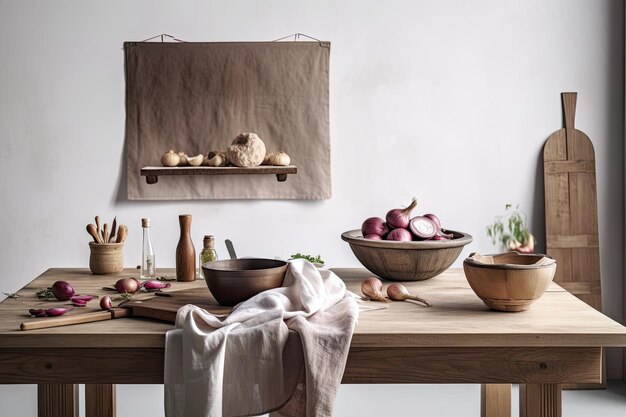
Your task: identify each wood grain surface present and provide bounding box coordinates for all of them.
[481,384,511,417]
[543,92,601,311]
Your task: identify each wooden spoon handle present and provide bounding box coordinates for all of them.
[103,223,109,244]
[95,216,102,241]
[86,224,103,243]
[109,217,117,243]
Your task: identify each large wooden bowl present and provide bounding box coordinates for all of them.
[341,229,473,281]
[201,258,288,306]
[463,252,557,312]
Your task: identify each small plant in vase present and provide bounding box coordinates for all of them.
[486,203,535,253]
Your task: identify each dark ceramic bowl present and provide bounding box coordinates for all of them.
[201,258,288,306]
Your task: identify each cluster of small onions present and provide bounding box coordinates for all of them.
[361,198,453,242]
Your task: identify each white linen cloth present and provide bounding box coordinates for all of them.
[164,259,359,417]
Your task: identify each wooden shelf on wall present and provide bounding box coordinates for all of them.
[140,165,297,184]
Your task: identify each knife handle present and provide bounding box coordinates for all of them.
[20,308,129,331]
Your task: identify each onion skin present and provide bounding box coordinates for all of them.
[386,228,413,241]
[114,278,141,294]
[361,217,389,237]
[364,234,383,240]
[100,296,112,310]
[386,198,417,229]
[51,281,75,301]
[361,277,388,302]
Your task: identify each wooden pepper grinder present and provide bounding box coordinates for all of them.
[176,214,196,282]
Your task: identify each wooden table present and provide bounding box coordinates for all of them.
[1,268,626,417]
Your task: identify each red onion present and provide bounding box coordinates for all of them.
[142,280,171,290]
[29,308,46,317]
[100,296,112,310]
[361,217,389,237]
[364,234,383,240]
[423,213,441,229]
[72,301,88,307]
[114,278,141,294]
[386,228,413,241]
[409,216,437,240]
[51,281,75,301]
[386,198,417,229]
[45,307,72,316]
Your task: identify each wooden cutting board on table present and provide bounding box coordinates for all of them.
[543,92,604,389]
[20,288,232,331]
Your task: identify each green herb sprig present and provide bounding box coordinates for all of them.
[290,253,324,265]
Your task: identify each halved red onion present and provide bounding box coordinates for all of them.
[409,216,437,240]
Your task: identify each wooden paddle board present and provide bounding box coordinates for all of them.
[543,92,602,310]
[543,92,604,389]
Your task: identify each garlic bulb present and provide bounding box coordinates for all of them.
[205,151,228,167]
[177,152,189,166]
[262,152,274,165]
[269,151,290,166]
[161,150,181,167]
[186,154,204,167]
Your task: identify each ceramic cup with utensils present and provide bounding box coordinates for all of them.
[89,242,124,274]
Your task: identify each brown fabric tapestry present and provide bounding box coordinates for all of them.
[124,41,331,200]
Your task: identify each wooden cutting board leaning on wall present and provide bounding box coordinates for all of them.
[543,92,604,389]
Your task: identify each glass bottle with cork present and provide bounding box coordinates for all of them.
[141,218,156,279]
[198,235,218,278]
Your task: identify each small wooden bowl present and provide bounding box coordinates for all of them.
[341,229,473,281]
[463,252,557,312]
[202,258,288,306]
[89,242,124,275]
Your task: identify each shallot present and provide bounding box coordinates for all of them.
[71,295,97,303]
[386,283,431,306]
[364,234,383,240]
[100,296,112,310]
[409,216,437,240]
[142,280,171,291]
[29,308,45,317]
[386,228,412,241]
[386,198,417,229]
[361,217,389,238]
[51,281,75,301]
[361,277,388,302]
[45,307,72,316]
[114,278,141,294]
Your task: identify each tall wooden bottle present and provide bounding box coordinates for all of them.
[176,214,196,282]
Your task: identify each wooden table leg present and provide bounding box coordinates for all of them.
[37,384,78,417]
[481,384,511,417]
[520,383,562,417]
[86,384,116,417]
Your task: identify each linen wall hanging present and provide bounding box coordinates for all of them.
[124,40,331,200]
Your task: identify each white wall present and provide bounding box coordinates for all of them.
[0,0,623,416]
